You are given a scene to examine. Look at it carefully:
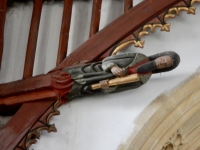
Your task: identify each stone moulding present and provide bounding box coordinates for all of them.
[162,129,183,150]
[118,68,200,150]
[162,108,200,150]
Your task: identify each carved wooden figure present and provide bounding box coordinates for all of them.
[52,51,180,101]
[1,50,180,106]
[0,0,199,149]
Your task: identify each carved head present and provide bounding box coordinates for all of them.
[148,51,180,73]
[154,55,173,69]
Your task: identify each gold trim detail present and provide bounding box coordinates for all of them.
[165,7,196,22]
[139,23,171,39]
[23,100,60,149]
[191,0,200,6]
[111,40,144,55]
[91,74,139,90]
[47,100,60,124]
[112,1,199,55]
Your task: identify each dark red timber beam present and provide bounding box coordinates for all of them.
[55,0,182,70]
[0,100,57,150]
[96,0,134,59]
[23,0,43,78]
[122,0,133,41]
[124,0,133,13]
[0,0,7,69]
[56,0,73,65]
[0,74,54,98]
[89,0,102,37]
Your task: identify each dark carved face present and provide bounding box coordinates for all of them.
[154,56,172,69]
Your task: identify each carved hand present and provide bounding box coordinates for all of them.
[111,65,126,77]
[99,80,109,89]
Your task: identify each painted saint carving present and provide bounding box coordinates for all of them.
[52,51,180,102]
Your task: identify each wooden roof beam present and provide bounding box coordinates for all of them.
[124,0,133,13]
[56,0,73,65]
[89,0,102,37]
[23,0,43,78]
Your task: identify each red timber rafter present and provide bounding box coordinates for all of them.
[56,0,73,65]
[89,0,102,38]
[0,0,200,149]
[23,0,43,78]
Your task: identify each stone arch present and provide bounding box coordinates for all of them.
[118,69,200,150]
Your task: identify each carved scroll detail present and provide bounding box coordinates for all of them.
[165,6,196,23]
[191,0,200,6]
[26,101,60,148]
[114,0,200,54]
[138,2,198,42]
[162,130,183,150]
[16,100,60,150]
